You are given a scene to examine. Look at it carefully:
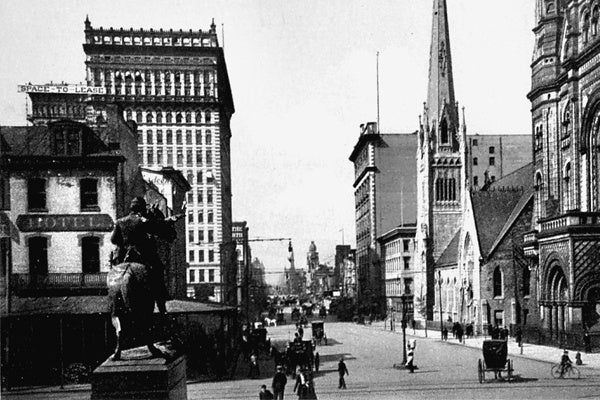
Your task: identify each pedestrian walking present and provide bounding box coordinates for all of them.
[293,369,307,399]
[515,327,523,347]
[576,351,583,365]
[337,358,349,389]
[314,352,320,373]
[406,339,416,373]
[442,327,448,341]
[260,384,275,399]
[248,352,260,379]
[272,365,287,400]
[584,331,592,353]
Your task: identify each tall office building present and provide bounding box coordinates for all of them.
[82,18,236,303]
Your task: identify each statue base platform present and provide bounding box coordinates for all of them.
[91,342,187,400]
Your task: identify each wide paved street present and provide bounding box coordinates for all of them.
[191,321,600,399]
[5,321,600,399]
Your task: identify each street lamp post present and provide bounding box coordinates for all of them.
[401,294,408,365]
[438,270,443,337]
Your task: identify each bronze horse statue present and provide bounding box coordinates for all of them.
[107,260,164,360]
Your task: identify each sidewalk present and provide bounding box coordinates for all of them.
[368,320,600,369]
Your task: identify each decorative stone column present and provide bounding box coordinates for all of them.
[552,305,559,339]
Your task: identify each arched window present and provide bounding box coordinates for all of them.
[562,107,572,138]
[583,12,591,43]
[196,111,203,123]
[435,178,443,201]
[205,110,212,123]
[146,112,153,123]
[546,1,555,14]
[440,118,449,144]
[449,178,456,201]
[166,112,173,124]
[156,111,163,124]
[135,111,142,123]
[125,109,132,121]
[176,113,183,123]
[535,172,544,221]
[593,6,599,36]
[563,162,572,211]
[523,265,531,296]
[185,112,192,123]
[493,266,503,297]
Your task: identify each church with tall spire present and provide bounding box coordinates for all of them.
[414,0,467,321]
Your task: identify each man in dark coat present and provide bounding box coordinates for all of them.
[337,358,349,389]
[260,385,275,399]
[272,365,287,399]
[110,197,176,314]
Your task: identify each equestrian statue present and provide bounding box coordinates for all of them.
[107,196,182,361]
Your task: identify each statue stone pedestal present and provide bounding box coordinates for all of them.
[91,343,187,400]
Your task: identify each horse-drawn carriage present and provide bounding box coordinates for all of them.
[311,320,326,345]
[286,340,314,374]
[477,340,514,383]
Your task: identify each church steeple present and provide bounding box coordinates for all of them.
[425,0,459,150]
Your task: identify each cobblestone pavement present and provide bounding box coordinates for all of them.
[5,319,600,399]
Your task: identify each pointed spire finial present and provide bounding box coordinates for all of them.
[85,14,91,29]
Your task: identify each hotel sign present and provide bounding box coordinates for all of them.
[17,84,106,95]
[16,214,114,232]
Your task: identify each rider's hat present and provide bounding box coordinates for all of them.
[130,196,147,213]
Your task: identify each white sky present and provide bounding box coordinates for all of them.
[0,1,535,284]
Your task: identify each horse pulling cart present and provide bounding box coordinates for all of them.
[477,340,514,383]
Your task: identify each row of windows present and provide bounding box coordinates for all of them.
[90,35,217,48]
[188,268,216,283]
[97,70,217,97]
[188,249,215,263]
[581,5,600,44]
[28,236,101,274]
[434,177,457,202]
[28,178,99,211]
[139,147,213,168]
[127,110,214,125]
[385,277,413,296]
[385,256,411,272]
[187,188,214,204]
[188,229,215,243]
[384,239,412,255]
[32,105,85,118]
[139,129,213,145]
[187,209,215,224]
[472,157,495,166]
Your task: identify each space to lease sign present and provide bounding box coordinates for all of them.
[17,84,106,95]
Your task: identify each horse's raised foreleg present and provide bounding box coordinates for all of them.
[110,316,122,361]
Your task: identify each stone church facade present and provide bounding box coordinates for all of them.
[523,0,600,348]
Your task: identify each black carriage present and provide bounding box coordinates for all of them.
[251,327,270,351]
[291,308,301,321]
[302,304,313,317]
[477,340,514,383]
[276,310,285,324]
[311,320,325,345]
[286,340,314,374]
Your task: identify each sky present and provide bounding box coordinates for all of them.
[0,1,535,284]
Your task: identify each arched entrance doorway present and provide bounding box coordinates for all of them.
[583,286,600,330]
[545,263,569,339]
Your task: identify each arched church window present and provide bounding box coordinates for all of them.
[493,266,503,297]
[562,108,572,138]
[185,112,192,123]
[166,112,173,124]
[535,172,544,221]
[535,125,543,151]
[546,1,555,14]
[156,111,163,124]
[146,112,153,123]
[563,162,572,211]
[523,265,531,296]
[449,178,456,201]
[435,178,442,201]
[592,6,599,36]
[583,12,591,43]
[176,113,183,123]
[440,118,449,144]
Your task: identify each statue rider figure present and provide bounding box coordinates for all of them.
[110,196,176,314]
